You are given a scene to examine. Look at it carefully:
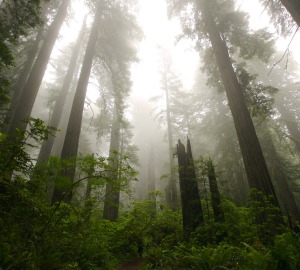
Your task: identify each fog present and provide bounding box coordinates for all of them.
[5,0,300,208]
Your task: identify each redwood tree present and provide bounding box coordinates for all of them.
[168,0,281,213]
[37,17,87,164]
[52,2,102,204]
[162,58,179,211]
[103,110,121,221]
[6,0,70,135]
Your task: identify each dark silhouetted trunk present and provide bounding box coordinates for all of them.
[37,17,87,164]
[3,27,44,132]
[7,0,70,136]
[196,1,281,213]
[207,159,224,222]
[103,114,121,221]
[177,139,204,241]
[163,61,178,211]
[280,0,300,27]
[51,3,102,204]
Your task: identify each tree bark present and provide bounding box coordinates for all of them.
[177,139,204,241]
[37,17,87,164]
[3,27,44,132]
[7,0,70,135]
[103,111,121,221]
[207,159,224,222]
[196,0,281,210]
[51,3,102,204]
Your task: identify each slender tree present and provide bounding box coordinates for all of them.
[207,159,224,223]
[162,58,179,211]
[6,0,70,135]
[37,16,87,164]
[51,2,102,204]
[147,144,156,198]
[3,27,44,131]
[103,106,121,221]
[0,0,47,112]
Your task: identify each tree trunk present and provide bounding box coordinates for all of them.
[207,159,224,223]
[51,3,102,204]
[3,27,44,132]
[51,61,81,157]
[7,0,70,136]
[276,101,300,154]
[262,125,300,221]
[280,0,300,27]
[37,17,87,164]
[163,60,178,211]
[147,144,157,216]
[177,139,204,241]
[103,112,121,221]
[196,1,281,210]
[147,144,156,200]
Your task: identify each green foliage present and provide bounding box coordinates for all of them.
[142,196,300,270]
[0,117,56,178]
[0,118,139,269]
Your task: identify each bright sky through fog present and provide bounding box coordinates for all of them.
[131,0,199,100]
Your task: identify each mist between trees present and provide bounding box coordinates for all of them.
[0,0,300,269]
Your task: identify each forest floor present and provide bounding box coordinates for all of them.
[117,258,143,270]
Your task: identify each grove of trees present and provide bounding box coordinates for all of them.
[1,0,300,269]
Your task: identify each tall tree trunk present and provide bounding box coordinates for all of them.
[147,144,156,200]
[51,61,81,157]
[261,124,300,221]
[7,0,70,135]
[279,0,300,27]
[103,111,121,221]
[276,101,300,154]
[163,60,178,211]
[37,17,87,164]
[207,159,224,223]
[232,160,249,204]
[196,1,281,211]
[177,139,204,241]
[3,27,44,132]
[85,154,95,202]
[51,3,102,204]
[147,144,157,216]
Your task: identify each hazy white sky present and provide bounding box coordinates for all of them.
[131,0,199,100]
